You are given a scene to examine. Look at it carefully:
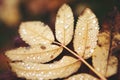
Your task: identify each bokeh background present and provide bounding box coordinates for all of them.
[0,0,120,80]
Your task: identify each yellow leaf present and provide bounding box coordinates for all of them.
[66,73,99,80]
[19,21,54,45]
[55,4,74,45]
[92,31,110,76]
[10,56,81,79]
[73,8,99,59]
[5,44,63,63]
[105,56,118,77]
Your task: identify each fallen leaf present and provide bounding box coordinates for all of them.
[73,8,99,59]
[105,56,118,77]
[92,31,110,76]
[10,56,81,79]
[5,44,63,63]
[92,31,118,77]
[55,4,74,45]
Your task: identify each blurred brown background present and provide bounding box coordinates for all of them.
[0,0,120,80]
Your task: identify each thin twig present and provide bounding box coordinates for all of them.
[54,41,107,80]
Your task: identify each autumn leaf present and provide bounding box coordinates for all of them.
[66,73,99,80]
[19,21,55,45]
[55,4,74,45]
[73,8,99,59]
[106,56,118,77]
[92,31,110,76]
[5,44,63,63]
[10,56,81,79]
[92,31,118,77]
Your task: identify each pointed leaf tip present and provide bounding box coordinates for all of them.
[73,8,99,59]
[55,4,74,45]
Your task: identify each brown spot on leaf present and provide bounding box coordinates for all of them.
[50,55,53,58]
[98,43,102,47]
[40,45,46,50]
[86,46,90,49]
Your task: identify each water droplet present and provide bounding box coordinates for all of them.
[57,31,62,34]
[95,27,98,30]
[90,49,94,53]
[78,47,82,51]
[65,25,69,29]
[92,19,96,23]
[27,66,31,69]
[67,15,71,18]
[33,56,36,60]
[82,27,85,30]
[60,20,64,23]
[22,29,27,34]
[78,32,82,35]
[33,39,36,42]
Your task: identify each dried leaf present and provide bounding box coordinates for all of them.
[92,30,118,77]
[55,4,74,45]
[10,56,81,79]
[114,33,120,41]
[92,46,108,76]
[5,44,63,63]
[105,56,118,77]
[101,8,120,79]
[92,31,110,76]
[112,33,120,51]
[73,8,99,59]
[19,21,54,45]
[66,73,99,80]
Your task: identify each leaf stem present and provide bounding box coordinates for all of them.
[54,41,107,80]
